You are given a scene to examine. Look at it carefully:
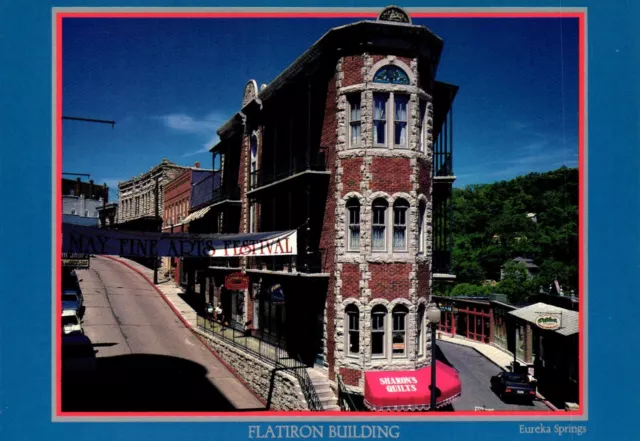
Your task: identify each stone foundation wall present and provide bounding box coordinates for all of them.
[196,330,309,411]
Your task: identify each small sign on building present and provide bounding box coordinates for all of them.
[225,272,249,290]
[270,284,285,304]
[535,313,561,330]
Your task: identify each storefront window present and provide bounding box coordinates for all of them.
[417,304,425,356]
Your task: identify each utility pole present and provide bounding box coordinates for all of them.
[153,174,160,284]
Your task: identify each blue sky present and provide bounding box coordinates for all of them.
[62,17,578,200]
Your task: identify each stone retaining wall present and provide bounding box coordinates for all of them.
[196,330,309,411]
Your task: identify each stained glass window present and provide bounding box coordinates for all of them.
[373,65,410,85]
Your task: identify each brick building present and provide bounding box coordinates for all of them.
[202,6,458,406]
[161,162,214,287]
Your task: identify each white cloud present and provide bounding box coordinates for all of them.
[158,111,227,133]
[157,111,227,157]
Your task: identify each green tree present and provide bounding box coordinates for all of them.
[450,283,490,297]
[498,261,539,304]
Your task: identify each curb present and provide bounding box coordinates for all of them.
[438,337,559,412]
[101,255,268,408]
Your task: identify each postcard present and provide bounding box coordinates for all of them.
[0,1,635,441]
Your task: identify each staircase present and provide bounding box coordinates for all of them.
[306,368,340,411]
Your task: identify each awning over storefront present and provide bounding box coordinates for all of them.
[180,205,212,225]
[508,302,579,336]
[363,362,461,411]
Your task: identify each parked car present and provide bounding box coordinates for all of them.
[62,290,83,317]
[490,372,536,401]
[61,310,83,335]
[61,334,97,374]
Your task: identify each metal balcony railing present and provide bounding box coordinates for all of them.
[249,152,327,190]
[212,185,240,203]
[247,248,328,274]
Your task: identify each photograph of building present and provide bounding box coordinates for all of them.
[59,6,581,414]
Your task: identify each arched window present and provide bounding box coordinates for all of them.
[418,200,426,255]
[346,198,361,251]
[373,65,410,85]
[393,199,410,251]
[372,198,388,252]
[371,305,387,357]
[250,136,258,190]
[392,305,409,357]
[417,304,426,357]
[345,304,360,356]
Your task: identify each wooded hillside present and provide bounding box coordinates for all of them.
[444,166,578,299]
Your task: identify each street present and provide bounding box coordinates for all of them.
[437,341,549,411]
[61,256,265,412]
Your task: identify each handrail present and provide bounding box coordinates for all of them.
[196,315,324,411]
[336,374,359,411]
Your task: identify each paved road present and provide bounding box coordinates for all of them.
[437,341,549,412]
[62,256,265,412]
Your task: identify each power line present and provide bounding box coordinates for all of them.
[62,116,115,128]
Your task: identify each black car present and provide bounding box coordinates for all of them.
[490,372,536,401]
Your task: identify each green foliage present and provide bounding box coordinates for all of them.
[451,167,578,300]
[497,261,540,304]
[449,283,490,297]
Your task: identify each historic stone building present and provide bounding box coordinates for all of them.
[200,6,458,408]
[116,159,188,230]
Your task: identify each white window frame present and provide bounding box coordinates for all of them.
[391,305,408,358]
[373,93,388,147]
[250,136,258,188]
[392,200,409,252]
[372,92,410,149]
[249,203,256,233]
[346,199,361,252]
[393,94,409,149]
[345,305,360,357]
[371,306,387,358]
[372,199,388,252]
[348,94,362,148]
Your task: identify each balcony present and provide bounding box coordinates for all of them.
[246,248,329,276]
[248,152,329,195]
[212,185,241,204]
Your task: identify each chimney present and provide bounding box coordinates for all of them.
[89,179,94,199]
[194,161,200,169]
[76,177,81,197]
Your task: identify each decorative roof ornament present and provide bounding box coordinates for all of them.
[377,5,412,25]
[242,80,259,107]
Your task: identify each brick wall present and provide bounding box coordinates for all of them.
[416,263,430,300]
[371,54,413,67]
[339,367,362,387]
[320,67,339,380]
[342,55,365,86]
[163,169,192,228]
[369,157,411,194]
[341,263,360,298]
[418,160,431,198]
[370,263,411,300]
[342,158,363,194]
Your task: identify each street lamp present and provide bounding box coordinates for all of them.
[427,305,442,411]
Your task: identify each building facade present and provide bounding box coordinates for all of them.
[117,159,188,230]
[62,178,110,227]
[162,162,214,286]
[201,6,458,398]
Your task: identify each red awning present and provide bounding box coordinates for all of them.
[363,361,462,411]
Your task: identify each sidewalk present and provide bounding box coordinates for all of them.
[437,333,559,411]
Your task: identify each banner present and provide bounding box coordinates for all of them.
[62,223,297,258]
